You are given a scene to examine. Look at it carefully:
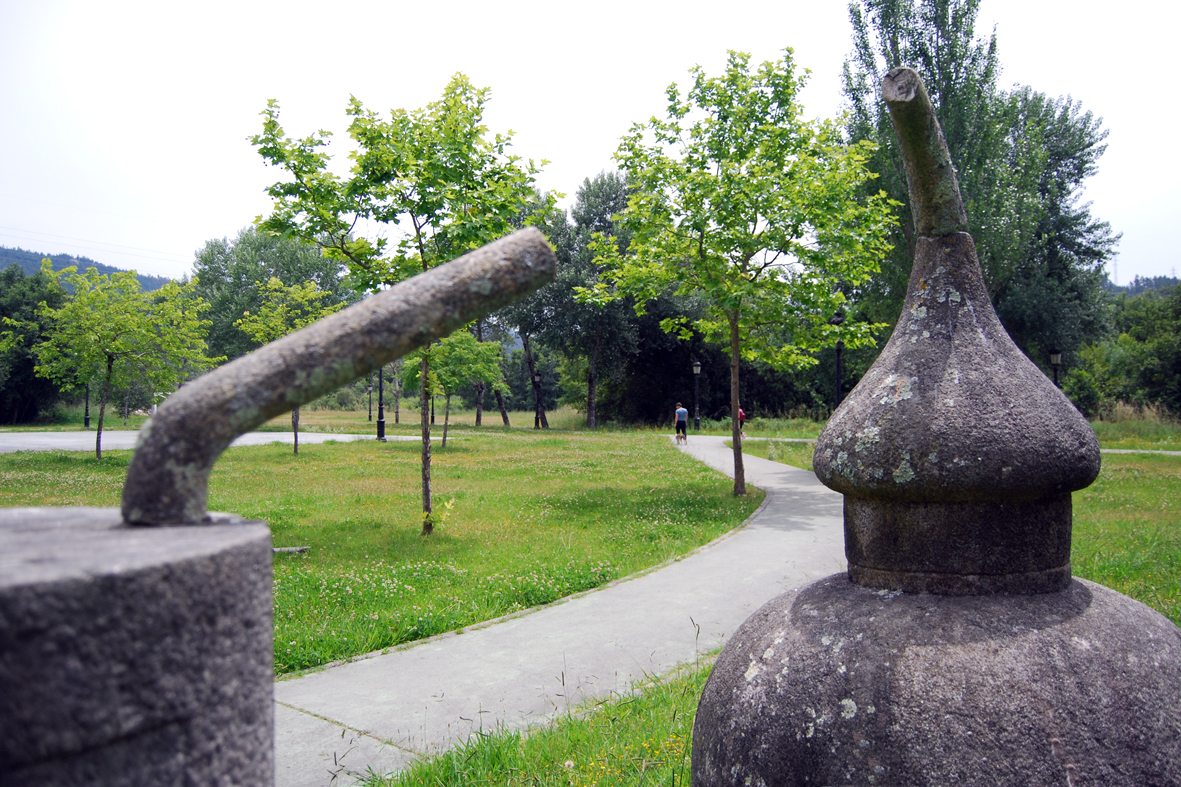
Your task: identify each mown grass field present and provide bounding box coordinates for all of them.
[0,430,761,675]
[368,659,711,787]
[1090,417,1181,451]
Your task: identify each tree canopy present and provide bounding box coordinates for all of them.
[251,73,552,290]
[404,331,503,448]
[31,263,219,458]
[0,264,67,424]
[191,226,351,361]
[589,50,896,494]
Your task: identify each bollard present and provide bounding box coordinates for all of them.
[0,229,556,785]
[691,71,1181,786]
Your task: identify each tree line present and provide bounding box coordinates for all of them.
[2,0,1176,493]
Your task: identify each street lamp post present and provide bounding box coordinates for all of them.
[835,340,844,408]
[1050,350,1062,388]
[692,360,702,430]
[829,311,845,410]
[376,365,386,441]
[367,384,373,422]
[84,383,90,429]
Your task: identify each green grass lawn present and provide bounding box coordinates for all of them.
[3,412,1177,786]
[1090,417,1181,451]
[1071,452,1181,625]
[0,412,149,432]
[736,439,815,471]
[0,430,762,675]
[367,658,711,787]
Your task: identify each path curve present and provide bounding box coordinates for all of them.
[273,436,846,785]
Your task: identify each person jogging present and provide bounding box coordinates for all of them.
[674,402,689,443]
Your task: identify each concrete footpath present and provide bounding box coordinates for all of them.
[273,436,847,786]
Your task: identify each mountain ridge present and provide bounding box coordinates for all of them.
[0,245,172,292]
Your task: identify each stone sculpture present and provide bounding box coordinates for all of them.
[691,69,1181,786]
[0,229,555,785]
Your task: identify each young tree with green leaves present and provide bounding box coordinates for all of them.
[251,73,549,527]
[31,263,219,459]
[588,50,896,495]
[406,331,503,452]
[234,277,345,455]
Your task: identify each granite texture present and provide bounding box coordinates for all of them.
[0,507,273,785]
[693,574,1181,786]
[814,234,1099,505]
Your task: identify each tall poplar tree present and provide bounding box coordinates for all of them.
[843,0,1118,366]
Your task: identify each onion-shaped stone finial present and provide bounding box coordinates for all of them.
[812,68,1100,595]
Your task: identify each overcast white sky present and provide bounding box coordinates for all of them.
[1,0,1176,284]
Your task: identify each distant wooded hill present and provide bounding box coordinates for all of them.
[0,246,172,292]
[1105,274,1181,296]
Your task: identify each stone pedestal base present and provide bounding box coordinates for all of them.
[693,574,1181,786]
[0,507,273,785]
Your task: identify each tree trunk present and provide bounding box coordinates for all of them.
[96,355,113,460]
[420,354,433,535]
[393,359,401,424]
[292,405,300,456]
[495,388,510,426]
[442,393,451,448]
[522,332,548,429]
[587,347,598,430]
[729,311,746,496]
[473,319,484,426]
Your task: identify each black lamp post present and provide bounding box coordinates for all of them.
[830,311,845,410]
[692,360,702,430]
[1050,350,1062,388]
[367,384,373,422]
[84,383,90,429]
[376,365,386,441]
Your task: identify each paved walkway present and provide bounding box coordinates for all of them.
[273,436,847,785]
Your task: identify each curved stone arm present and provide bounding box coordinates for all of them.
[121,228,556,526]
[882,67,968,237]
